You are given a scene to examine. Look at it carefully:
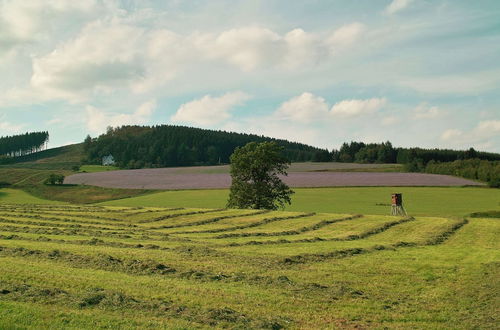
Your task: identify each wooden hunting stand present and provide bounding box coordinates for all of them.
[391,193,407,216]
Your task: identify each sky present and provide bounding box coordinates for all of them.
[0,0,499,152]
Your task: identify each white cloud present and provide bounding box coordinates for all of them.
[31,20,146,101]
[283,28,322,69]
[207,27,285,72]
[441,129,462,141]
[330,98,387,117]
[441,120,500,150]
[326,22,365,53]
[413,103,441,119]
[0,0,101,56]
[385,0,412,15]
[475,120,500,133]
[275,92,328,122]
[26,23,361,102]
[86,99,156,133]
[195,24,364,72]
[275,93,387,122]
[171,92,250,126]
[135,100,156,117]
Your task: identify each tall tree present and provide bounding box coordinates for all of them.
[227,142,294,210]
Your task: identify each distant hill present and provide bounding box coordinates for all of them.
[83,125,329,168]
[0,144,83,170]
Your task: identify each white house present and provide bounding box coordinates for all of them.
[102,154,115,166]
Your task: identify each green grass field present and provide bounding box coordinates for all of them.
[101,186,500,217]
[0,188,65,205]
[0,204,497,328]
[79,165,120,173]
[0,154,499,328]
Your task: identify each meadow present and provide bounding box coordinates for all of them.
[101,186,500,217]
[0,150,499,328]
[0,203,497,329]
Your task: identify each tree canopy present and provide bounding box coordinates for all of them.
[227,142,294,210]
[83,125,326,168]
[0,131,49,158]
[332,141,499,164]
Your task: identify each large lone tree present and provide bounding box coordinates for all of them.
[227,141,294,210]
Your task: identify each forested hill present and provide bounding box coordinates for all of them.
[83,125,328,168]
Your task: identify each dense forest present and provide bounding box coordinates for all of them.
[332,141,500,165]
[0,131,49,158]
[422,159,500,188]
[424,159,499,187]
[83,125,328,168]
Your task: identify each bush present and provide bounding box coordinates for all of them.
[44,174,65,185]
[488,178,500,188]
[405,159,424,172]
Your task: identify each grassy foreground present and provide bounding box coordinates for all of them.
[0,204,497,328]
[101,186,500,217]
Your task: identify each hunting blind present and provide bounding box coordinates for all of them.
[391,193,407,216]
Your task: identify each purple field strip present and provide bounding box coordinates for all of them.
[65,169,484,189]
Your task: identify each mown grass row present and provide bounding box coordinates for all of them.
[172,212,317,234]
[280,218,468,264]
[148,210,270,229]
[225,216,414,246]
[217,214,363,239]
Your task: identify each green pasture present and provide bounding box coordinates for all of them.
[79,165,120,173]
[101,186,500,217]
[0,204,498,328]
[0,188,65,205]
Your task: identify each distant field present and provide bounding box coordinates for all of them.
[0,204,497,328]
[66,168,482,189]
[101,186,500,217]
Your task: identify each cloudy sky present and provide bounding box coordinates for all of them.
[1,0,499,152]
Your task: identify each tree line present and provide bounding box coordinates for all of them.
[331,141,500,164]
[424,159,499,187]
[331,141,500,186]
[0,131,49,158]
[83,125,328,168]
